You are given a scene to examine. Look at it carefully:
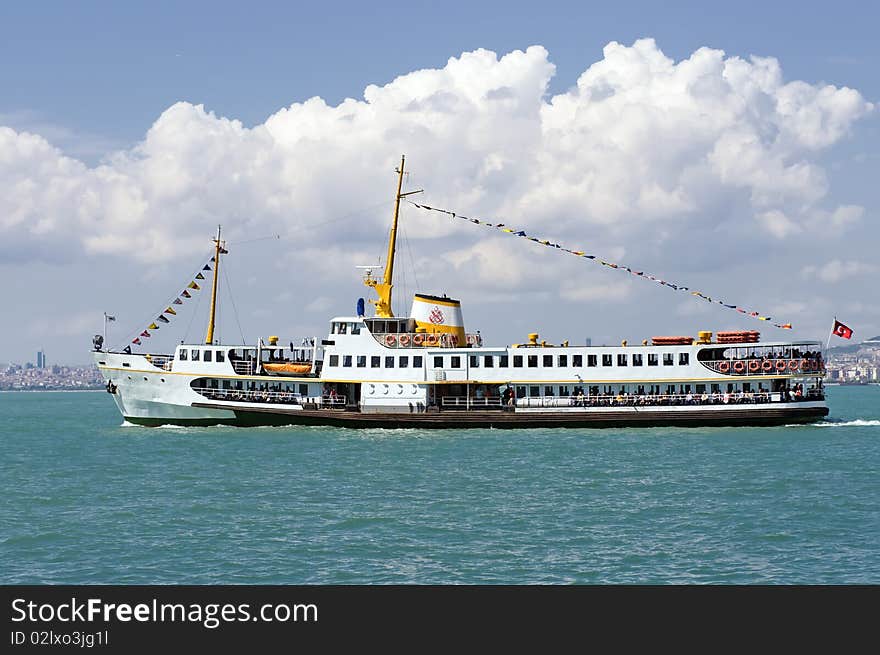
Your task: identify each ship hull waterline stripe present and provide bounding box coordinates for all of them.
[117,402,831,429]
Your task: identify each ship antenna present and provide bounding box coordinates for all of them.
[364,155,422,317]
[205,225,224,345]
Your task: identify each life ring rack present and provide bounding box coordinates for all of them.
[718,361,730,373]
[775,359,787,372]
[412,333,425,346]
[399,334,411,347]
[748,360,760,373]
[733,361,745,373]
[761,360,773,372]
[385,334,397,347]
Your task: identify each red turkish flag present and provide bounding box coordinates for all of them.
[832,320,853,339]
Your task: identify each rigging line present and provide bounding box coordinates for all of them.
[401,220,422,291]
[407,200,794,330]
[225,199,395,246]
[117,247,216,349]
[222,259,247,346]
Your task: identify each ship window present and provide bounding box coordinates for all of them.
[413,356,423,368]
[343,355,352,368]
[433,356,443,368]
[299,384,308,396]
[351,322,361,335]
[743,382,751,392]
[696,384,706,393]
[499,355,509,367]
[648,354,658,366]
[216,350,225,363]
[679,353,689,365]
[371,356,381,368]
[587,355,597,367]
[179,350,188,361]
[711,384,720,393]
[513,355,523,368]
[617,354,627,366]
[573,354,583,367]
[632,354,643,366]
[470,355,479,368]
[560,385,569,396]
[329,355,339,367]
[191,349,200,361]
[544,386,554,396]
[529,386,539,397]
[357,356,366,367]
[528,355,538,368]
[450,356,461,368]
[516,386,526,398]
[337,323,347,335]
[385,356,394,368]
[666,385,676,395]
[663,353,674,366]
[484,355,494,368]
[399,356,409,368]
[543,355,553,367]
[204,350,212,362]
[602,354,612,367]
[558,355,568,367]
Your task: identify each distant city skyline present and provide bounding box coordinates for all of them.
[1,1,878,364]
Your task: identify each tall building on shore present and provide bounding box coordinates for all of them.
[36,350,45,369]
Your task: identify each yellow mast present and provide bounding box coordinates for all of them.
[205,225,223,344]
[365,155,421,318]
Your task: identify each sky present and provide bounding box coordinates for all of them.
[2,0,878,365]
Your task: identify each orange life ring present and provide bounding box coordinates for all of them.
[761,360,773,372]
[718,361,730,373]
[775,359,786,372]
[425,334,438,346]
[450,334,459,346]
[385,334,397,347]
[748,360,760,372]
[412,333,425,346]
[787,359,798,371]
[399,334,411,346]
[803,359,813,371]
[733,361,745,373]
[466,334,475,346]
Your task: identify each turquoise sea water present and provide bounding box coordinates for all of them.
[1,387,878,584]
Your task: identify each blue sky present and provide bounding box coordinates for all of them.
[2,1,878,363]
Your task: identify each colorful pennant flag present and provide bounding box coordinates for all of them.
[181,290,191,298]
[195,273,205,280]
[202,265,211,271]
[165,307,177,315]
[157,315,170,324]
[132,338,141,345]
[409,201,793,330]
[188,282,200,290]
[148,323,159,330]
[140,330,150,338]
[173,298,183,305]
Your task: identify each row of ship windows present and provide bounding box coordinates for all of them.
[178,349,225,363]
[517,382,760,397]
[327,352,691,369]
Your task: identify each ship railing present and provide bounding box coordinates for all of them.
[516,391,824,408]
[231,361,255,375]
[191,386,347,408]
[440,396,503,409]
[371,332,484,348]
[700,356,825,376]
[145,354,174,371]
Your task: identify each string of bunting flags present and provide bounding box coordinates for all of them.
[128,254,222,346]
[408,201,793,330]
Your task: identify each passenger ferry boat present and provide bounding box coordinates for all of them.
[94,157,828,428]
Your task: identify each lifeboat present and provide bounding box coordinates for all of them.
[716,330,760,344]
[651,336,694,345]
[263,362,312,374]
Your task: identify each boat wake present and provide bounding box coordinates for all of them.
[809,419,880,428]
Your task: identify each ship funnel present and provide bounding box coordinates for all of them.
[410,293,466,344]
